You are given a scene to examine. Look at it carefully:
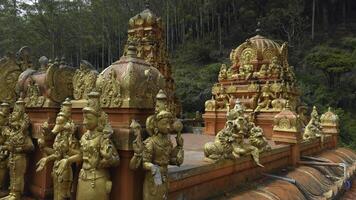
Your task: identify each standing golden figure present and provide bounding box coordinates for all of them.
[63,91,119,200]
[36,99,79,200]
[0,103,10,196]
[0,99,34,200]
[130,90,184,200]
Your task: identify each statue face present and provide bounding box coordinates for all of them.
[83,112,98,131]
[157,117,172,135]
[53,116,66,134]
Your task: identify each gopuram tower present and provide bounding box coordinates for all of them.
[123,2,181,116]
[204,26,300,138]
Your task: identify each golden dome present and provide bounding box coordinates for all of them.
[320,107,339,126]
[230,34,287,65]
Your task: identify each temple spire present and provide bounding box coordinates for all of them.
[144,0,150,9]
[255,21,261,35]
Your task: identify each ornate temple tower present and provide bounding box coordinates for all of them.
[123,2,181,116]
[204,28,300,137]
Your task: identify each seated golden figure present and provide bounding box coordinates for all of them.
[268,56,282,78]
[254,82,276,112]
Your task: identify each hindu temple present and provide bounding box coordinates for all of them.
[0,2,355,200]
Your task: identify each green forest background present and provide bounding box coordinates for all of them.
[1,0,356,148]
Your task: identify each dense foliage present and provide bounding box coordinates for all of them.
[1,0,356,148]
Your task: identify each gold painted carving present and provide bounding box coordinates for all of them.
[204,99,270,166]
[0,98,34,200]
[320,107,339,127]
[36,99,79,200]
[24,78,45,107]
[73,60,98,100]
[97,69,122,108]
[303,106,322,140]
[130,90,184,200]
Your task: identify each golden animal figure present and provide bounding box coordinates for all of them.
[204,99,270,167]
[0,99,34,200]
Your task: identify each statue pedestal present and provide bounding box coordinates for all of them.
[321,125,339,148]
[26,107,59,199]
[255,111,280,139]
[203,110,227,135]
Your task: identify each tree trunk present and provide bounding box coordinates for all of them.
[312,0,315,40]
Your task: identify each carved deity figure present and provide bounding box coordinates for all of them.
[36,99,79,200]
[254,81,275,112]
[0,103,10,195]
[268,56,282,78]
[218,64,228,81]
[239,52,254,80]
[303,106,322,140]
[130,90,184,200]
[61,92,119,200]
[24,78,45,107]
[258,64,268,78]
[0,99,34,200]
[204,99,269,167]
[98,69,122,108]
[73,60,98,100]
[215,85,231,110]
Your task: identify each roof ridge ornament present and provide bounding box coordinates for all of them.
[255,21,261,35]
[144,0,150,9]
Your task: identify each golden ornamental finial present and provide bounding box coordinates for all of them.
[255,21,261,35]
[144,0,150,9]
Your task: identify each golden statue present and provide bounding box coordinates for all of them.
[204,99,269,167]
[239,51,254,80]
[36,99,79,200]
[254,81,275,112]
[249,126,271,152]
[215,85,231,110]
[303,106,322,140]
[0,103,10,196]
[24,78,45,107]
[73,60,98,100]
[0,99,34,200]
[218,64,228,81]
[258,64,268,78]
[64,92,119,200]
[130,90,184,200]
[268,56,282,78]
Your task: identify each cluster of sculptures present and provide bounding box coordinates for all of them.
[130,90,184,200]
[219,53,295,82]
[204,99,271,166]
